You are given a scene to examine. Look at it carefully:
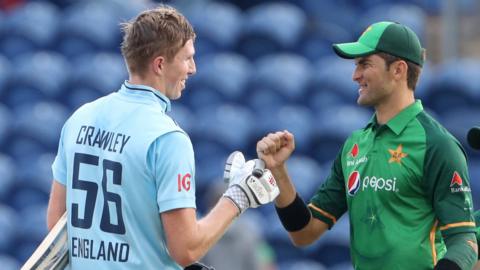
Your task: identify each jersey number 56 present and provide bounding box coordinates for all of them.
[71,152,126,235]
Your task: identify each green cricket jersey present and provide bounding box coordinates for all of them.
[308,100,476,270]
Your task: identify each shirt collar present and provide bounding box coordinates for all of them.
[364,100,424,135]
[119,81,171,112]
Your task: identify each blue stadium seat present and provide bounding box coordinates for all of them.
[423,59,480,116]
[71,53,128,94]
[263,212,306,263]
[17,205,48,245]
[0,10,5,39]
[238,3,307,59]
[305,216,351,266]
[60,2,121,51]
[468,160,480,210]
[9,185,49,213]
[309,56,357,106]
[6,136,46,163]
[4,2,60,49]
[100,0,150,21]
[0,255,20,270]
[329,262,355,270]
[0,204,18,253]
[4,86,46,111]
[270,106,315,153]
[287,155,324,199]
[441,107,480,148]
[13,101,70,149]
[180,1,243,52]
[414,62,434,101]
[0,103,13,147]
[279,260,327,270]
[358,4,427,40]
[12,51,71,98]
[64,87,103,111]
[181,86,225,113]
[308,90,350,113]
[0,154,15,203]
[298,0,357,27]
[312,105,372,163]
[410,0,479,15]
[0,55,11,96]
[251,54,312,102]
[191,53,252,102]
[246,88,289,117]
[14,152,56,194]
[194,104,255,150]
[167,103,195,134]
[193,139,229,186]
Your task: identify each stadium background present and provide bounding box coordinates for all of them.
[0,0,479,269]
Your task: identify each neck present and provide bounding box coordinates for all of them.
[128,74,166,95]
[375,87,415,125]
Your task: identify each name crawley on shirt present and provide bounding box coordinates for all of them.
[73,125,132,262]
[76,125,131,154]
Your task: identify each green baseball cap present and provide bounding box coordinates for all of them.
[333,21,425,67]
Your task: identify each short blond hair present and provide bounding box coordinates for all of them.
[120,5,195,75]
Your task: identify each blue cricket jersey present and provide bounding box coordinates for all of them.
[52,81,196,269]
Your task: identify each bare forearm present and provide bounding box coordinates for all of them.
[47,181,66,230]
[193,198,238,258]
[271,164,297,207]
[164,198,238,266]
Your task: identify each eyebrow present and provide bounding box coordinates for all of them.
[356,57,369,65]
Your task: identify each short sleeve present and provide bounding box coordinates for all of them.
[423,136,476,236]
[147,131,196,213]
[309,147,347,229]
[52,123,67,186]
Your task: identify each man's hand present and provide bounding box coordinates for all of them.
[223,151,280,214]
[256,131,295,170]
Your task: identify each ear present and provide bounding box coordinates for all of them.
[391,60,408,80]
[152,56,165,75]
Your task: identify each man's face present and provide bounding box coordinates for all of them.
[353,54,394,107]
[163,39,196,100]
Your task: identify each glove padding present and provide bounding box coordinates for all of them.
[223,151,280,214]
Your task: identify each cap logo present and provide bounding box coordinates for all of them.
[361,26,373,36]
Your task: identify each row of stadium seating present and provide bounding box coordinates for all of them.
[1,0,479,269]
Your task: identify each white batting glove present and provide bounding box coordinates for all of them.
[223,151,280,214]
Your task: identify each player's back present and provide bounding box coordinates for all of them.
[57,85,185,270]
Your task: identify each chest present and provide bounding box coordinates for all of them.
[343,132,425,203]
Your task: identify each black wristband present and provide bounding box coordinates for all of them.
[275,193,311,232]
[434,259,461,270]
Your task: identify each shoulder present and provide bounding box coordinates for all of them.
[416,111,464,152]
[150,131,193,155]
[415,111,467,166]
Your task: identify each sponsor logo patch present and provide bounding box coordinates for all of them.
[347,171,361,196]
[450,171,471,193]
[350,144,359,158]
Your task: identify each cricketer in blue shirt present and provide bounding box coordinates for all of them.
[46,5,278,270]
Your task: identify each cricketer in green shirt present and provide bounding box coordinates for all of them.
[309,100,476,269]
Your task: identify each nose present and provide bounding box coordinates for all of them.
[188,58,196,76]
[352,66,361,82]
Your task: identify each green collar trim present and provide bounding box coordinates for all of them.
[365,100,423,135]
